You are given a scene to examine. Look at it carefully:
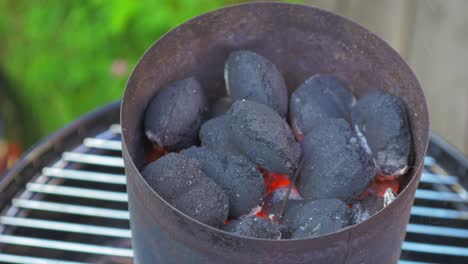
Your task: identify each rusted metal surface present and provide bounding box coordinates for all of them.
[121,2,429,264]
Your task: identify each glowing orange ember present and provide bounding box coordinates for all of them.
[145,144,167,163]
[256,210,269,219]
[261,170,297,195]
[360,173,401,199]
[292,127,304,142]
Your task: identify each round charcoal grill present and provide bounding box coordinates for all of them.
[0,102,467,263]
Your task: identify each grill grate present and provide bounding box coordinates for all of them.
[0,120,467,263]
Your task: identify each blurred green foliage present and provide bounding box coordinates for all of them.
[0,0,300,146]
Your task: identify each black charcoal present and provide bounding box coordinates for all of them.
[225,50,288,117]
[142,153,228,226]
[144,77,207,152]
[351,90,411,177]
[226,100,302,174]
[222,215,287,239]
[172,177,229,227]
[289,74,355,137]
[141,153,206,201]
[298,119,375,202]
[283,199,352,239]
[199,115,239,155]
[181,146,265,218]
[208,97,233,118]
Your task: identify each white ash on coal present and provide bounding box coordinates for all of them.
[226,100,302,175]
[142,153,228,227]
[351,90,412,177]
[261,186,302,221]
[298,118,375,202]
[222,215,288,239]
[351,193,383,225]
[208,97,233,118]
[181,146,265,218]
[289,74,355,137]
[351,187,396,225]
[224,50,288,117]
[283,199,353,239]
[144,77,207,152]
[198,115,240,155]
[383,188,396,207]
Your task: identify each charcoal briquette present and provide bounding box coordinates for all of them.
[144,77,207,152]
[222,215,287,239]
[181,146,265,218]
[282,199,352,239]
[298,119,375,202]
[172,177,229,227]
[199,115,239,155]
[226,100,302,174]
[141,153,206,201]
[351,90,412,177]
[289,74,355,137]
[225,50,288,117]
[141,153,228,226]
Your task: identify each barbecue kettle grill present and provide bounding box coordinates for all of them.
[121,2,429,264]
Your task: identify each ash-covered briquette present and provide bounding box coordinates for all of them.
[289,74,355,137]
[141,153,228,226]
[172,178,229,227]
[199,115,240,155]
[144,77,207,152]
[351,90,412,177]
[224,50,288,117]
[208,97,233,118]
[226,100,302,175]
[298,119,375,202]
[222,215,288,239]
[282,199,353,239]
[180,146,265,218]
[141,153,205,201]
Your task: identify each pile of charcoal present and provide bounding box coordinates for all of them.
[141,50,412,239]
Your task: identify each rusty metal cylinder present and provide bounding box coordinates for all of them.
[121,3,429,264]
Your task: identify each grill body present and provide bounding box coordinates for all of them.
[121,2,429,264]
[0,103,466,263]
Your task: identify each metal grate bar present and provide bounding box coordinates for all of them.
[0,216,131,238]
[402,241,468,257]
[411,206,468,220]
[62,152,124,168]
[26,183,128,202]
[0,235,133,257]
[423,157,435,167]
[12,199,129,220]
[398,261,434,264]
[415,189,467,203]
[0,253,87,264]
[83,138,122,151]
[109,124,122,134]
[42,167,126,185]
[406,223,468,239]
[420,172,458,185]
